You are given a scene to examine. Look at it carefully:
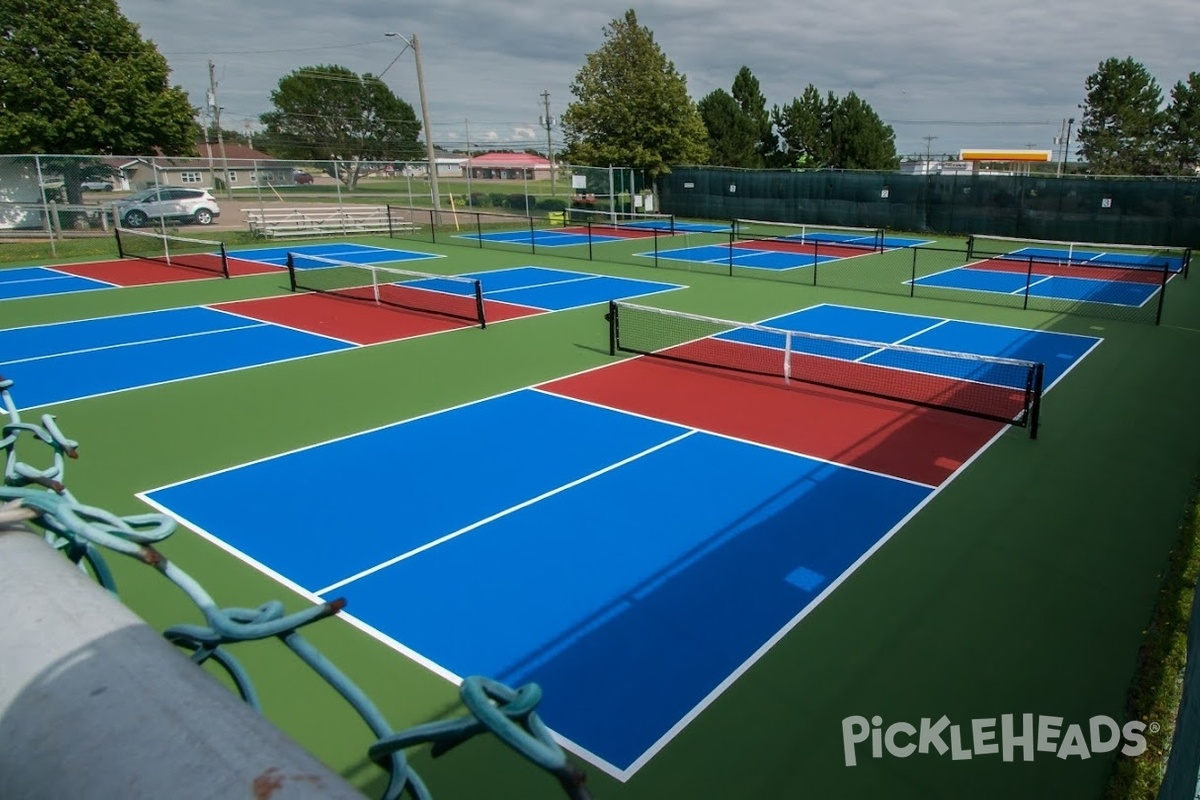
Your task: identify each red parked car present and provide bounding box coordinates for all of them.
[293,171,314,185]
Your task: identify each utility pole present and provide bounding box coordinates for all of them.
[921,135,937,173]
[208,60,233,199]
[464,118,473,206]
[1055,117,1075,177]
[540,90,556,195]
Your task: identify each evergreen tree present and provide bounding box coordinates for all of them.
[698,89,760,167]
[1162,72,1200,175]
[730,67,778,166]
[828,92,899,170]
[1076,57,1165,175]
[559,9,709,178]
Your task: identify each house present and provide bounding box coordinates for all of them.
[465,152,553,180]
[392,148,468,179]
[115,144,296,191]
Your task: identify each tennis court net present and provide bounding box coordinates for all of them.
[967,233,1190,276]
[286,253,486,328]
[564,207,676,234]
[732,219,884,253]
[114,227,230,278]
[607,301,1045,437]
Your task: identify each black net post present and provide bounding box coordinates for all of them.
[285,252,298,291]
[587,221,594,261]
[216,243,231,279]
[473,280,487,330]
[727,229,734,276]
[113,226,126,259]
[909,248,917,297]
[1028,362,1044,440]
[385,205,394,238]
[529,217,536,256]
[607,300,618,355]
[811,241,819,286]
[1184,248,1191,279]
[966,235,976,262]
[1022,255,1035,310]
[652,227,659,267]
[1155,260,1169,325]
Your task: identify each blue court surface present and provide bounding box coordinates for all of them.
[455,219,728,248]
[751,304,1100,389]
[227,241,440,269]
[0,266,682,409]
[0,265,116,301]
[465,266,682,311]
[140,304,1100,778]
[911,264,1162,307]
[1001,245,1186,272]
[456,228,624,248]
[646,242,861,271]
[645,233,931,272]
[0,307,353,409]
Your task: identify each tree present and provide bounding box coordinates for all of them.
[0,0,196,202]
[559,9,709,180]
[827,92,899,170]
[731,67,779,166]
[1162,72,1200,175]
[1076,57,1165,175]
[773,85,835,168]
[772,86,896,170]
[698,89,761,167]
[260,65,423,190]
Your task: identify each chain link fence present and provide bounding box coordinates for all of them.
[0,153,650,254]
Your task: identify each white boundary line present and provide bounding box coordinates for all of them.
[0,322,268,367]
[314,429,698,596]
[133,299,1105,780]
[529,387,936,490]
[617,421,1012,778]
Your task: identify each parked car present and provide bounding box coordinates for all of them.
[293,171,314,185]
[114,187,221,227]
[81,180,114,192]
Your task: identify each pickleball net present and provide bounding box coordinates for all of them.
[607,300,1045,437]
[114,227,231,278]
[286,252,487,328]
[967,233,1190,277]
[563,207,676,234]
[732,218,884,253]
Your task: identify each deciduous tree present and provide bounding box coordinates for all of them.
[0,0,196,201]
[260,65,423,190]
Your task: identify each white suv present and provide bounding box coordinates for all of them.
[115,187,221,227]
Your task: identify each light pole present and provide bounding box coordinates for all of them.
[384,32,440,210]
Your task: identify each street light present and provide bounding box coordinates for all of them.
[384,32,440,210]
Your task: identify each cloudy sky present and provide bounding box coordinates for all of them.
[116,0,1196,162]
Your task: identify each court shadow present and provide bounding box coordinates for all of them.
[573,342,610,356]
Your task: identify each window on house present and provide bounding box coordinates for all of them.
[180,171,202,183]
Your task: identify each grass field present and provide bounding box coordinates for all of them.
[2,223,1199,799]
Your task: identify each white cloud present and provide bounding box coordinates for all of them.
[117,0,1196,159]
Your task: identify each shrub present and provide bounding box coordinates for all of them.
[535,198,568,213]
